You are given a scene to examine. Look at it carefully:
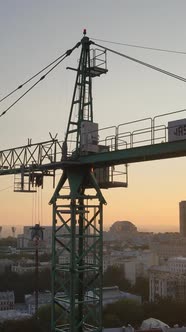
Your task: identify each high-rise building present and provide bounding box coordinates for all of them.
[179,201,186,236]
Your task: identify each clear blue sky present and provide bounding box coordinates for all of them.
[1,0,186,232]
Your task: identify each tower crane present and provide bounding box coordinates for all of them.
[1,31,186,332]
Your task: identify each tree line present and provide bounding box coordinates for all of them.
[0,269,51,302]
[1,265,186,330]
[103,297,186,328]
[103,265,149,301]
[2,297,186,332]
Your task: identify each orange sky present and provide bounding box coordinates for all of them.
[1,156,185,233]
[1,1,186,234]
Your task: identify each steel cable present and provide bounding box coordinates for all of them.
[0,41,81,118]
[93,42,186,83]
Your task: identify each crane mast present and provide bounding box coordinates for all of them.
[2,31,186,332]
[65,33,93,156]
[51,32,107,332]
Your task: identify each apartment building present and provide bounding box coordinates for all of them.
[0,291,15,311]
[149,259,186,302]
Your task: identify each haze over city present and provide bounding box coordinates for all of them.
[1,1,186,232]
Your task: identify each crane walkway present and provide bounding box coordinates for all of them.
[80,139,186,167]
[0,109,186,176]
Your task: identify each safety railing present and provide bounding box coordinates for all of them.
[81,108,186,154]
[2,108,186,174]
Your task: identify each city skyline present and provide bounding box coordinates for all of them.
[1,1,186,232]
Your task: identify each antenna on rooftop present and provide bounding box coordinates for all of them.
[0,227,2,239]
[11,227,16,238]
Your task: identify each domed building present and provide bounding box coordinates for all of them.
[109,220,137,233]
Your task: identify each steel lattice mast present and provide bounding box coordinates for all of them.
[51,169,105,332]
[64,32,93,154]
[50,31,107,332]
[2,30,186,332]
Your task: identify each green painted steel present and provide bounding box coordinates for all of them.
[2,32,186,332]
[79,139,186,167]
[1,139,186,177]
[51,168,104,332]
[64,34,93,158]
[50,33,186,332]
[51,34,105,332]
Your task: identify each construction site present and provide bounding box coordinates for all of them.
[1,29,186,332]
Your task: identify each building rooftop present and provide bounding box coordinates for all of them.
[0,291,14,301]
[169,256,186,261]
[0,310,30,321]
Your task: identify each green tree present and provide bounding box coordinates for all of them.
[0,269,51,302]
[37,303,67,332]
[103,298,144,327]
[131,277,149,301]
[1,318,42,332]
[0,236,17,247]
[143,298,186,326]
[103,313,122,328]
[103,265,131,291]
[37,304,51,331]
[38,269,51,291]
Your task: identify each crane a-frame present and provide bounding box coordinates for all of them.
[1,31,186,332]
